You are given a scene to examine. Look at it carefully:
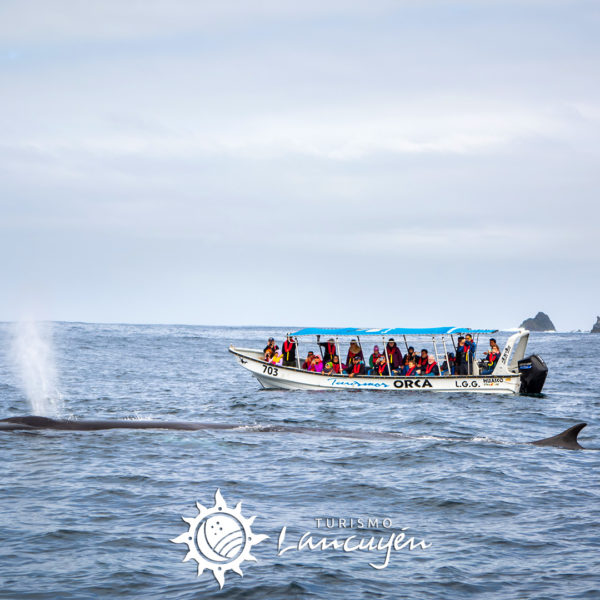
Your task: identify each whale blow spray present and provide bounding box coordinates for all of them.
[12,320,63,417]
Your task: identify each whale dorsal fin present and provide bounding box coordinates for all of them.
[531,423,587,450]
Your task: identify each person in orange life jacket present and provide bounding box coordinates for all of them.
[281,334,297,367]
[263,337,279,361]
[402,359,418,376]
[347,355,366,377]
[301,351,314,370]
[422,355,440,376]
[346,339,364,365]
[416,349,429,370]
[455,337,468,375]
[441,352,455,375]
[317,336,337,363]
[369,345,382,372]
[482,338,501,375]
[402,346,418,366]
[386,339,403,371]
[374,355,390,376]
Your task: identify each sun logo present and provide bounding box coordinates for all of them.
[171,489,268,589]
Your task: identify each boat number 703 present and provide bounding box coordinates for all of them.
[262,364,279,376]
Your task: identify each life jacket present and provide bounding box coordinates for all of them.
[378,362,388,376]
[371,352,381,364]
[352,362,362,375]
[405,366,417,376]
[487,351,500,366]
[332,362,341,374]
[283,339,295,360]
[418,355,428,367]
[326,342,336,357]
[425,361,438,374]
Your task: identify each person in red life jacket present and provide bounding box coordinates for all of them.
[402,346,418,367]
[422,355,440,376]
[368,345,382,374]
[455,337,468,375]
[309,354,324,373]
[416,349,429,371]
[346,339,364,366]
[347,355,366,377]
[402,359,418,376]
[281,334,297,367]
[301,351,314,370]
[482,338,501,374]
[263,337,279,361]
[374,355,390,376]
[317,336,337,363]
[386,339,403,372]
[330,355,342,374]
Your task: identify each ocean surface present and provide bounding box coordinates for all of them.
[0,323,598,599]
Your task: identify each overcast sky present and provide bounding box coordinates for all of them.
[1,0,599,330]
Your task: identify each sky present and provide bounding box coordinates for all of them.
[1,0,599,330]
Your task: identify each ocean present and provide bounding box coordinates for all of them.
[0,322,598,599]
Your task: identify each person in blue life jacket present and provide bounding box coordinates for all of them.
[481,338,501,374]
[464,334,477,374]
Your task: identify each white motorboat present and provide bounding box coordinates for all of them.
[229,327,547,394]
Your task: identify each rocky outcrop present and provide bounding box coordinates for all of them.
[520,312,556,332]
[591,317,600,334]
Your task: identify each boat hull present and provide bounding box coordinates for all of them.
[229,347,521,394]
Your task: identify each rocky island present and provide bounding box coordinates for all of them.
[520,312,556,332]
[591,317,600,333]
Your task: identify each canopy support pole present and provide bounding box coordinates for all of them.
[402,335,409,353]
[442,335,451,377]
[432,336,441,375]
[335,336,341,371]
[295,337,300,369]
[383,336,391,376]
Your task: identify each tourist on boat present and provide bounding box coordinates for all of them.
[369,345,382,372]
[263,337,278,361]
[346,339,364,365]
[309,354,324,373]
[323,361,335,375]
[374,355,390,376]
[441,352,455,376]
[402,360,418,376]
[317,336,337,363]
[301,351,315,370]
[402,346,418,366]
[417,349,429,369]
[464,334,476,373]
[347,355,366,377]
[270,350,283,365]
[281,334,297,367]
[386,339,403,371]
[422,355,440,376]
[330,355,342,374]
[482,338,501,374]
[455,337,469,375]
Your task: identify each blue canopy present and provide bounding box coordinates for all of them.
[289,327,497,337]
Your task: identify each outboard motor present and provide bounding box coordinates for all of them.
[518,355,548,394]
